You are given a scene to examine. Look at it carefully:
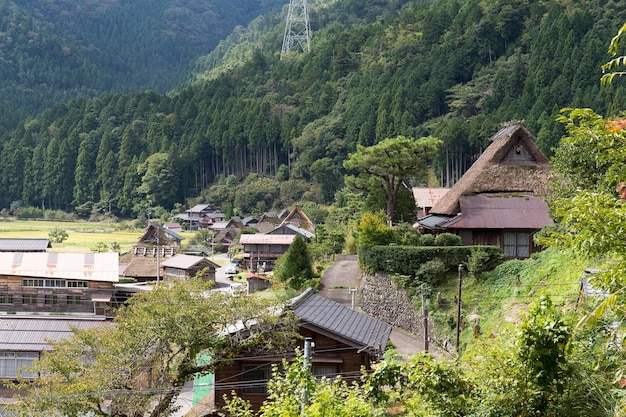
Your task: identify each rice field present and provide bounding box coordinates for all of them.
[0,220,195,253]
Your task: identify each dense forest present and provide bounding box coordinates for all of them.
[0,0,285,133]
[1,0,626,220]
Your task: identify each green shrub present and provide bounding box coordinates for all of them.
[467,247,505,278]
[434,233,462,246]
[418,234,435,246]
[417,259,448,286]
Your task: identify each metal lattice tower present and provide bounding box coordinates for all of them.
[281,0,311,58]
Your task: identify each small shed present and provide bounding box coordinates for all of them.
[160,254,219,282]
[245,273,272,294]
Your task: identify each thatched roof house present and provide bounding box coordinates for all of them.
[430,121,552,216]
[119,223,182,282]
[418,122,554,258]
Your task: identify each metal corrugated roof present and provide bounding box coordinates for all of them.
[0,252,119,282]
[412,187,450,208]
[0,238,51,252]
[442,194,553,229]
[290,289,391,356]
[160,254,217,269]
[415,214,453,230]
[239,234,295,245]
[0,317,110,351]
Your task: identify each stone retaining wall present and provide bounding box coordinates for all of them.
[359,272,425,335]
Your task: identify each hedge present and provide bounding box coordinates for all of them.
[358,245,504,277]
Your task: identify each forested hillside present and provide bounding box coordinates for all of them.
[1,0,626,220]
[0,0,285,134]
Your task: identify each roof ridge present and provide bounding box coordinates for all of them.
[288,287,316,310]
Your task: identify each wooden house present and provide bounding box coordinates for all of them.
[0,317,109,381]
[176,204,225,230]
[0,252,119,315]
[416,122,553,258]
[239,234,295,272]
[160,254,219,282]
[214,289,392,411]
[119,223,182,282]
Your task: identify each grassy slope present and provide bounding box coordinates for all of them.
[427,248,590,353]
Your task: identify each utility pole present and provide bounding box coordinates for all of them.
[456,264,463,353]
[421,283,429,352]
[156,225,161,283]
[281,0,311,58]
[301,337,313,415]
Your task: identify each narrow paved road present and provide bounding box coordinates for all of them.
[319,254,439,359]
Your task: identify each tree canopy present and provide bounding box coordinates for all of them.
[343,135,441,220]
[7,279,298,417]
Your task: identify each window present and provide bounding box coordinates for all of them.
[67,295,81,305]
[312,365,338,379]
[504,232,530,258]
[0,294,13,304]
[0,352,39,379]
[44,295,58,305]
[242,364,271,394]
[23,279,67,288]
[67,281,88,288]
[22,279,44,287]
[22,295,37,305]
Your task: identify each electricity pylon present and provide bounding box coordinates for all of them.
[281,0,311,58]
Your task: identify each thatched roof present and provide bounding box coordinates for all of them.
[430,122,552,216]
[279,205,315,232]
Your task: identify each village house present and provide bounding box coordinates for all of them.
[160,254,219,282]
[0,252,119,315]
[176,204,226,230]
[213,289,392,411]
[239,234,295,272]
[412,187,450,218]
[0,316,109,384]
[416,122,553,258]
[119,222,183,282]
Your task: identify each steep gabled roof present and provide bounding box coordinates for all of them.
[289,289,392,357]
[138,222,184,245]
[431,122,552,216]
[279,205,315,232]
